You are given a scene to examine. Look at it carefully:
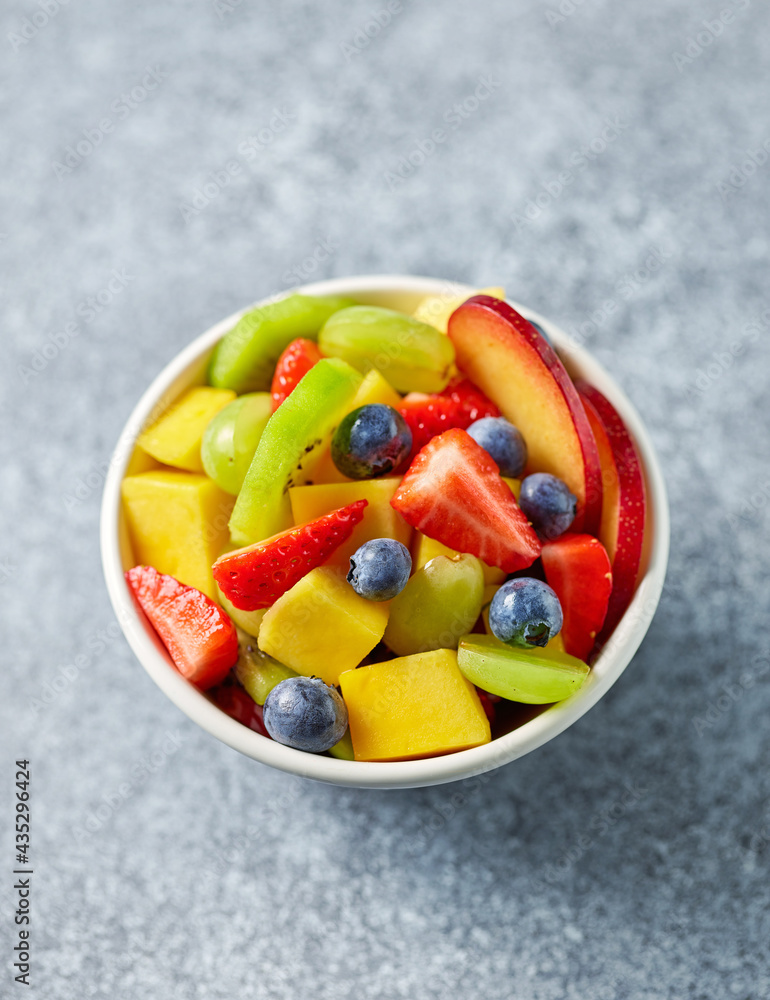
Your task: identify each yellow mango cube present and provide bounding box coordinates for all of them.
[289,478,411,569]
[411,531,506,585]
[312,369,403,484]
[412,286,506,333]
[258,567,389,686]
[339,649,491,761]
[138,386,236,473]
[503,476,521,500]
[121,470,233,599]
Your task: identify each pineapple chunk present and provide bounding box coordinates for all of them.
[412,286,506,334]
[258,567,389,686]
[138,386,236,473]
[289,478,411,569]
[312,369,403,484]
[121,470,233,599]
[339,649,491,761]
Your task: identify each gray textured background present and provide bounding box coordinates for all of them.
[2,0,769,997]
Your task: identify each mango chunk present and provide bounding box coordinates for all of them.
[289,478,411,569]
[411,531,507,585]
[258,567,389,686]
[138,387,236,473]
[121,470,234,599]
[339,649,491,761]
[312,369,403,484]
[413,286,506,334]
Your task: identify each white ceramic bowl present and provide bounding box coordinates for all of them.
[101,275,669,789]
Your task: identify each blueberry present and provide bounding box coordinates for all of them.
[489,578,563,648]
[348,538,412,601]
[331,404,412,480]
[519,473,577,540]
[467,416,528,478]
[263,676,348,753]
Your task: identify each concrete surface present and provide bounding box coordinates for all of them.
[1,0,769,997]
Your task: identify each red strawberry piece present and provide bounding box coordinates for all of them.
[126,566,238,690]
[541,533,613,662]
[213,499,368,611]
[271,338,323,411]
[476,687,500,726]
[391,428,541,572]
[398,393,464,460]
[440,377,501,423]
[212,684,270,737]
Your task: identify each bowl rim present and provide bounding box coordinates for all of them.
[100,274,670,789]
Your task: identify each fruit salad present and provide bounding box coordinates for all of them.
[121,287,647,762]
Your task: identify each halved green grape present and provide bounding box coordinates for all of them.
[318,305,456,393]
[209,294,357,393]
[457,634,589,703]
[229,358,363,545]
[234,630,297,705]
[202,393,272,495]
[383,553,485,657]
[328,728,355,760]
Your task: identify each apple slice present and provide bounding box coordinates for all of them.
[575,381,646,645]
[541,533,612,662]
[447,296,602,534]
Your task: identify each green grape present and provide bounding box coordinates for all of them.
[209,293,357,393]
[234,631,297,705]
[328,728,355,760]
[318,305,456,393]
[202,393,273,495]
[457,635,590,703]
[383,554,485,657]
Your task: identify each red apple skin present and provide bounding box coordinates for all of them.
[575,381,647,646]
[541,533,613,662]
[447,296,602,535]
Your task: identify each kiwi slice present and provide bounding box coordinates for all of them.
[209,294,357,394]
[229,358,362,545]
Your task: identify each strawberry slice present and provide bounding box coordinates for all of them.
[399,394,464,460]
[126,566,238,689]
[212,684,270,737]
[439,377,500,423]
[271,338,323,411]
[398,380,499,461]
[391,428,540,572]
[213,499,368,611]
[541,533,613,662]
